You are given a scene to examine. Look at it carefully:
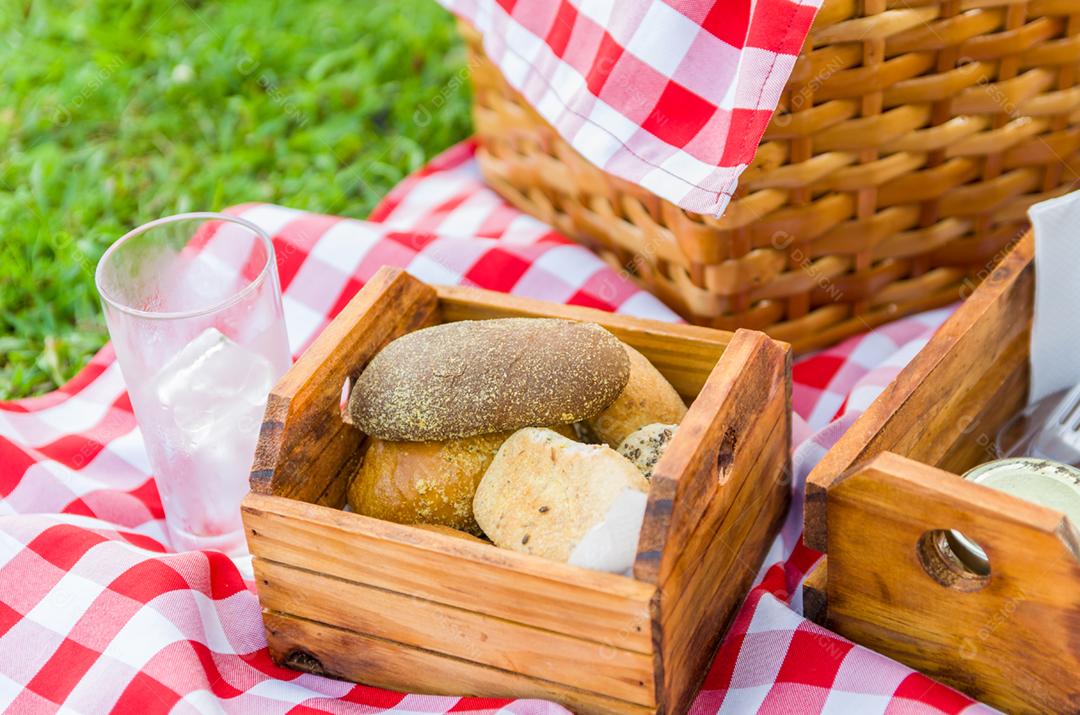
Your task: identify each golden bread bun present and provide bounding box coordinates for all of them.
[349,432,512,534]
[587,344,687,447]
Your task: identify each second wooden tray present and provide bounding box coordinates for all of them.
[802,232,1080,714]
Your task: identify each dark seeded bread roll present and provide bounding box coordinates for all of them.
[617,423,678,480]
[347,318,631,441]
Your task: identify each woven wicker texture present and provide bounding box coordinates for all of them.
[465,1,1080,353]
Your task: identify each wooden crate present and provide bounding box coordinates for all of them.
[242,266,793,715]
[803,231,1080,714]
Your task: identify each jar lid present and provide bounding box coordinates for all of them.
[950,458,1080,573]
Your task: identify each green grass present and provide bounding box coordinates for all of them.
[0,0,472,399]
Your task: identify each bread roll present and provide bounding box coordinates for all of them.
[587,344,687,447]
[617,423,678,479]
[348,432,512,535]
[347,318,630,441]
[348,424,575,534]
[473,428,649,565]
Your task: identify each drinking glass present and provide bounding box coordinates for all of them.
[95,213,291,553]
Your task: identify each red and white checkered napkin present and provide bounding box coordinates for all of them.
[0,141,998,714]
[439,0,821,217]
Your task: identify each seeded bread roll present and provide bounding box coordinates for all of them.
[617,423,678,480]
[347,318,630,441]
[473,428,649,564]
[587,344,687,447]
[348,424,575,534]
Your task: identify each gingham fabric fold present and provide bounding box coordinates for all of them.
[0,141,999,714]
[439,0,822,216]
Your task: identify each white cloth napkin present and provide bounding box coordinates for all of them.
[1029,189,1080,404]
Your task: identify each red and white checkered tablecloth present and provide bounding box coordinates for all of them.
[0,141,999,714]
[439,0,821,217]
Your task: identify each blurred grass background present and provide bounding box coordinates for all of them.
[0,0,471,399]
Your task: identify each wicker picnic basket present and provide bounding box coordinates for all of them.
[463,2,1080,353]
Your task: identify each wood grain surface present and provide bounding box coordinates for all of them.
[243,267,793,714]
[825,453,1080,714]
[262,611,657,715]
[801,232,1080,713]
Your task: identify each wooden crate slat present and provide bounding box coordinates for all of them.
[934,331,1029,475]
[654,434,791,712]
[263,611,657,715]
[846,323,1031,478]
[244,494,655,653]
[635,330,792,586]
[251,269,440,501]
[634,328,792,711]
[254,558,656,706]
[801,561,828,625]
[653,373,788,597]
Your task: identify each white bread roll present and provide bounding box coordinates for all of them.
[472,428,648,570]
